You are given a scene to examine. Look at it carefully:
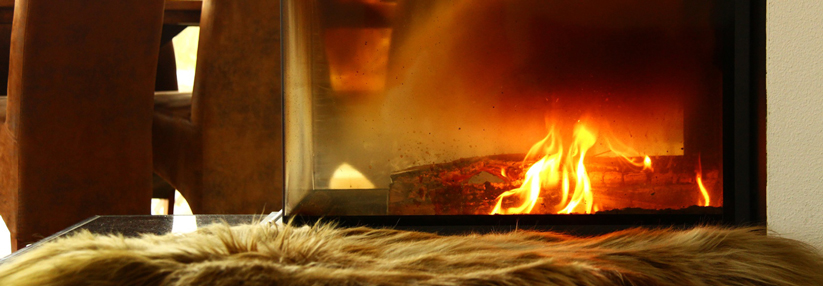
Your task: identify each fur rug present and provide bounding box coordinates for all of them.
[0,223,821,286]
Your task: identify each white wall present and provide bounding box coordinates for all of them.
[767,0,823,249]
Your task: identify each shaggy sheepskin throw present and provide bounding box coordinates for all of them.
[0,223,821,286]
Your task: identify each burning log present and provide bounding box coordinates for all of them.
[388,155,720,215]
[388,154,523,215]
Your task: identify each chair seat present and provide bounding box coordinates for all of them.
[154,91,192,119]
[0,94,189,123]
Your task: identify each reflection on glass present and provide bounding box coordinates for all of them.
[284,0,724,216]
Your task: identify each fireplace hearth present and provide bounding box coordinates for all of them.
[281,0,765,233]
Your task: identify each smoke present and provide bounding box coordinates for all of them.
[314,0,718,188]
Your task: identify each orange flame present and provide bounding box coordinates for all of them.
[488,120,674,215]
[557,124,596,214]
[489,156,555,214]
[489,119,716,214]
[490,122,598,214]
[643,155,653,172]
[696,156,710,207]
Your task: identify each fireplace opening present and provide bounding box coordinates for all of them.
[282,0,764,230]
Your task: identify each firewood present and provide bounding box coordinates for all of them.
[388,154,720,215]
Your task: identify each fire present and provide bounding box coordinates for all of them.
[696,156,710,207]
[489,156,555,214]
[643,156,653,171]
[489,120,714,215]
[490,122,597,215]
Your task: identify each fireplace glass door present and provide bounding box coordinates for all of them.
[283,0,725,218]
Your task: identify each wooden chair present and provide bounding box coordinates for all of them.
[152,0,283,214]
[0,0,165,249]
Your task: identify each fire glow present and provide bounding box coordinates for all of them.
[490,121,711,215]
[696,156,711,207]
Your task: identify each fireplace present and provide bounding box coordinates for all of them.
[281,0,765,232]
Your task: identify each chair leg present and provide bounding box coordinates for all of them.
[153,0,284,215]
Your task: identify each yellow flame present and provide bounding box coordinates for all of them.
[696,156,710,207]
[601,134,651,169]
[643,155,653,171]
[696,175,710,207]
[558,124,596,214]
[488,116,723,215]
[490,122,597,214]
[490,157,552,214]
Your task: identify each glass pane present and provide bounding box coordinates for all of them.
[284,0,723,216]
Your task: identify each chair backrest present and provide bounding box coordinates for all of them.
[0,0,165,249]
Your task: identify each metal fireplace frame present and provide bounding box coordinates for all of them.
[282,0,766,234]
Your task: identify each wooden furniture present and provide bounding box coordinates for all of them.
[162,0,202,26]
[0,0,201,25]
[0,0,282,250]
[0,0,202,95]
[0,0,165,250]
[0,2,201,217]
[152,0,283,215]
